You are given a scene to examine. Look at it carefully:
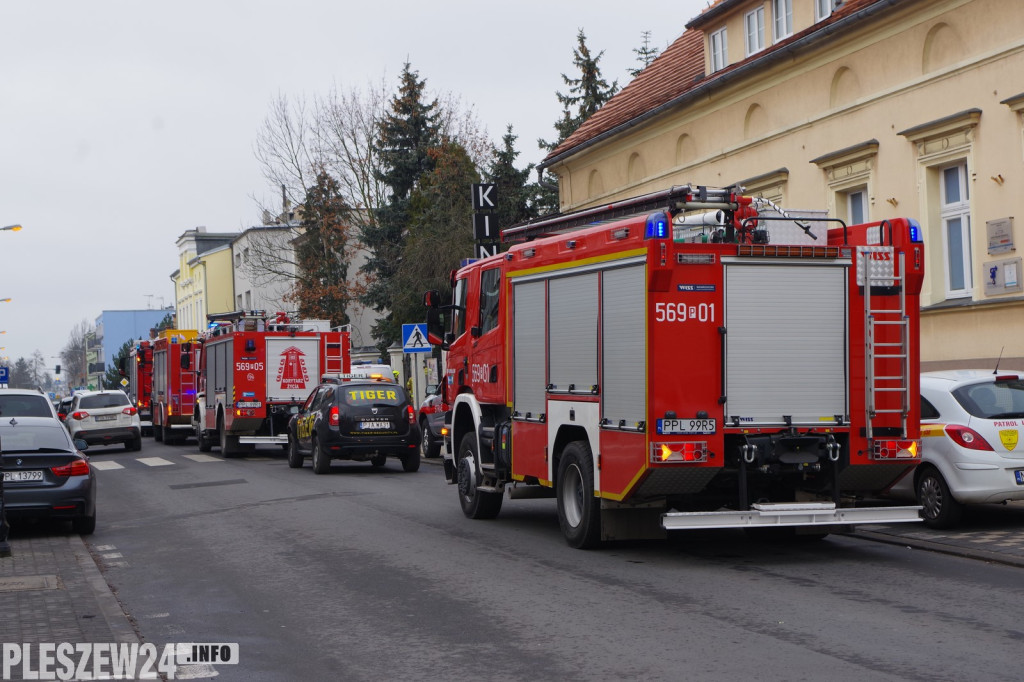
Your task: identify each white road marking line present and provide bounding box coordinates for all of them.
[184,454,221,462]
[102,552,123,559]
[137,457,175,467]
[91,461,124,470]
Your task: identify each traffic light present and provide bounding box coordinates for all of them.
[55,364,61,375]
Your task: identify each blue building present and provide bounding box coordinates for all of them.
[93,308,173,380]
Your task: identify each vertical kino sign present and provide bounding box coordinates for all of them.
[472,183,499,259]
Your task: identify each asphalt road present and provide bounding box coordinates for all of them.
[85,438,1024,681]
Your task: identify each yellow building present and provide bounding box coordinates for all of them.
[541,0,1024,370]
[171,227,236,331]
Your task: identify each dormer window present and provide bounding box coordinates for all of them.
[745,7,765,56]
[773,0,793,41]
[710,27,728,72]
[816,0,839,21]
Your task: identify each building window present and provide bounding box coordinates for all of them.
[710,27,728,72]
[941,161,972,298]
[745,8,765,56]
[236,294,243,309]
[244,291,252,309]
[847,188,867,225]
[773,0,793,41]
[815,0,837,21]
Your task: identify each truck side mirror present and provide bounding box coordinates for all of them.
[426,305,448,350]
[424,290,440,308]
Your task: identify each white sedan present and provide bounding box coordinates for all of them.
[890,370,1024,527]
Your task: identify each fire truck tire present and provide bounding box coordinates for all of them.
[312,437,331,474]
[916,466,962,529]
[287,435,304,468]
[162,423,176,445]
[557,441,601,549]
[153,418,164,442]
[401,450,420,473]
[457,434,502,519]
[218,415,239,458]
[197,422,213,452]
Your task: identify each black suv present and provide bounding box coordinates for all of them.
[286,378,421,474]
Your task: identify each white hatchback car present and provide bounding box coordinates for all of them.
[66,390,142,451]
[889,370,1024,527]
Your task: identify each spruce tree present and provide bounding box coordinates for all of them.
[629,30,661,77]
[362,62,441,352]
[487,125,536,230]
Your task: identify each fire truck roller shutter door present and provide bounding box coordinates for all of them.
[513,280,546,418]
[602,265,646,426]
[548,272,598,394]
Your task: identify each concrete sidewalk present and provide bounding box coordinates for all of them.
[0,528,137,647]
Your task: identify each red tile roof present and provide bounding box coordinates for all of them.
[542,0,887,167]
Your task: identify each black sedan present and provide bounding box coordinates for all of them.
[287,378,421,474]
[1,416,97,534]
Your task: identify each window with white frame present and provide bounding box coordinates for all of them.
[815,0,837,21]
[710,27,728,72]
[940,161,972,298]
[773,0,793,41]
[745,8,765,56]
[847,188,867,225]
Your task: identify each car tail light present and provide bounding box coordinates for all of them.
[945,425,994,451]
[51,459,91,477]
[125,406,138,416]
[650,441,708,463]
[407,405,415,424]
[71,411,89,420]
[329,406,339,427]
[872,439,921,459]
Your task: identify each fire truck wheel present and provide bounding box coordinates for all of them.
[153,420,164,442]
[916,466,962,529]
[401,450,420,473]
[456,434,502,519]
[287,435,304,468]
[312,437,331,474]
[218,415,238,458]
[557,441,601,549]
[197,425,212,452]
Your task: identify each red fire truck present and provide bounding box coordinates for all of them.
[425,185,925,548]
[127,340,153,435]
[191,311,350,456]
[151,329,199,445]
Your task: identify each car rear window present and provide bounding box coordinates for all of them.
[337,384,406,407]
[0,395,53,417]
[952,380,1024,419]
[79,393,131,409]
[0,424,73,452]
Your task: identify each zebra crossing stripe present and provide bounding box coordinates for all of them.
[184,454,220,462]
[137,457,174,467]
[91,461,124,471]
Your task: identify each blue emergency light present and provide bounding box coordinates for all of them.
[908,219,922,243]
[645,212,669,239]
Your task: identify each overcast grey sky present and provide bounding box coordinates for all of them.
[0,0,705,369]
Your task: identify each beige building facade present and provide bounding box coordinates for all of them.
[542,0,1024,370]
[171,227,236,332]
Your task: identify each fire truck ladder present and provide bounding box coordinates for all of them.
[863,249,909,440]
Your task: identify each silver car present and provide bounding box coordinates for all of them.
[65,390,142,451]
[889,370,1024,527]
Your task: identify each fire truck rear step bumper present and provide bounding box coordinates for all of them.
[661,502,921,530]
[238,435,288,444]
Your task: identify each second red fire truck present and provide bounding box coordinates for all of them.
[426,185,925,547]
[151,329,199,445]
[190,311,350,456]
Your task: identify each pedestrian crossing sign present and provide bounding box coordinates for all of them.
[402,323,431,353]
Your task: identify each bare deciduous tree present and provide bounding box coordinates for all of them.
[61,319,93,386]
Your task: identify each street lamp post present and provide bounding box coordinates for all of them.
[0,224,20,556]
